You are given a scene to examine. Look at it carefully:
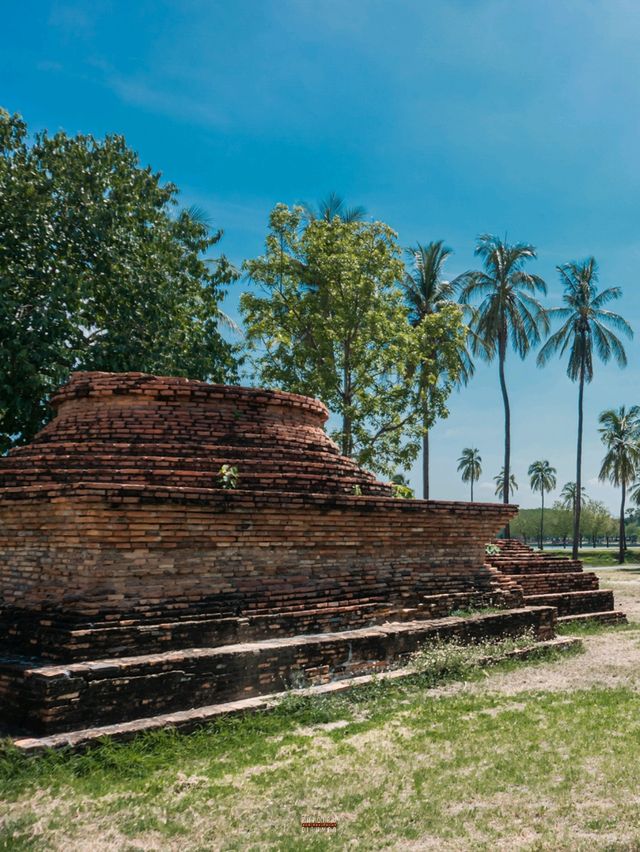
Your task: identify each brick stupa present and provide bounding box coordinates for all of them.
[0,372,558,742]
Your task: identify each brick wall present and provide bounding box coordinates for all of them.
[0,484,515,616]
[0,372,518,656]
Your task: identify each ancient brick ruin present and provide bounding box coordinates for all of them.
[487,538,625,625]
[0,372,616,745]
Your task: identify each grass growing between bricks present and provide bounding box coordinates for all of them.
[0,638,612,851]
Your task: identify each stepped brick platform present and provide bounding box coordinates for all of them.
[486,539,626,624]
[0,372,553,738]
[2,607,555,736]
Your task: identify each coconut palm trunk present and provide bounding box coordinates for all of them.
[540,490,545,550]
[573,357,585,560]
[498,330,511,537]
[619,481,626,564]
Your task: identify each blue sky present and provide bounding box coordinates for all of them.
[3,0,640,509]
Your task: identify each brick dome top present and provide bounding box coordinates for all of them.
[0,372,392,497]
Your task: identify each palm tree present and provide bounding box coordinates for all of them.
[630,481,640,509]
[537,258,632,558]
[559,481,586,512]
[528,460,557,550]
[402,241,474,498]
[456,235,548,535]
[457,447,482,501]
[302,192,366,223]
[494,468,518,501]
[598,406,640,564]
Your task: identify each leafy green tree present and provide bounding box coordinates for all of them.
[242,204,466,476]
[456,235,548,535]
[537,258,632,558]
[494,467,518,501]
[598,405,640,563]
[0,109,238,450]
[457,447,482,501]
[549,501,575,548]
[528,460,557,550]
[402,241,474,498]
[510,508,538,544]
[581,499,616,548]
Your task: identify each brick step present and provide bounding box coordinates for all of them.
[523,589,615,616]
[0,467,391,496]
[10,440,343,459]
[0,605,556,736]
[515,572,598,595]
[11,636,581,754]
[0,452,376,477]
[492,560,583,575]
[1,601,433,662]
[557,611,628,627]
[0,591,516,663]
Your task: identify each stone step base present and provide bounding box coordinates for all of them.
[11,636,581,754]
[523,589,615,616]
[491,560,583,574]
[0,606,556,736]
[0,591,518,663]
[557,611,628,626]
[515,572,599,595]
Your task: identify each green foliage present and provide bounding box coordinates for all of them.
[389,472,414,499]
[242,204,466,476]
[457,447,482,500]
[528,459,557,495]
[537,259,632,555]
[0,109,239,451]
[598,406,640,489]
[457,234,548,507]
[458,235,549,364]
[581,499,617,542]
[511,502,617,545]
[218,464,239,489]
[559,481,586,511]
[537,258,632,382]
[494,467,518,500]
[409,631,541,686]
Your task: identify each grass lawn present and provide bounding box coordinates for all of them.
[4,635,640,851]
[546,548,640,567]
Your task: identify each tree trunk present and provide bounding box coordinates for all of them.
[498,333,511,538]
[619,482,626,564]
[540,491,544,551]
[422,421,429,501]
[341,345,352,457]
[470,477,474,502]
[572,359,585,559]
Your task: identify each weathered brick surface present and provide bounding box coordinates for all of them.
[0,372,533,737]
[487,539,624,618]
[0,606,556,735]
[0,372,519,659]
